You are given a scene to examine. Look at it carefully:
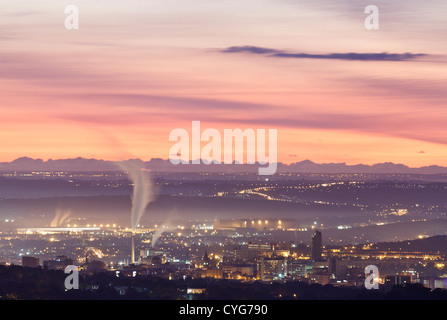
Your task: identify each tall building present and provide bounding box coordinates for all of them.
[234,243,274,261]
[311,230,322,261]
[22,256,39,268]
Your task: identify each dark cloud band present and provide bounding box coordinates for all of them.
[222,46,427,61]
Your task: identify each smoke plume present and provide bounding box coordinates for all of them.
[50,208,71,227]
[116,161,155,231]
[151,209,178,247]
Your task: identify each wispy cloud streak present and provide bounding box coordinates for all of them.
[222,46,428,61]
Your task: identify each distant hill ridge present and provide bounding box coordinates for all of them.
[364,235,447,254]
[1,157,447,174]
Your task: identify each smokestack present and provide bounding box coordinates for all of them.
[131,233,135,264]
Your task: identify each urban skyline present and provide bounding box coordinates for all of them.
[1,170,447,300]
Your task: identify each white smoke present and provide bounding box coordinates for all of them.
[116,161,155,231]
[50,208,71,227]
[151,209,177,247]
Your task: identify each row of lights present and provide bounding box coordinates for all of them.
[66,224,117,228]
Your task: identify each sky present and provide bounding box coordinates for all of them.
[1,0,447,167]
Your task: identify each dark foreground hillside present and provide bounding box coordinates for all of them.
[0,265,446,300]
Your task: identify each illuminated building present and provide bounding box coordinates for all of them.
[214,219,299,231]
[416,277,447,290]
[256,256,287,281]
[287,261,312,279]
[309,273,331,285]
[222,264,254,277]
[187,288,206,295]
[17,227,101,234]
[234,243,275,261]
[200,268,224,279]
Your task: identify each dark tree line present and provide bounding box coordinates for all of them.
[1,265,446,300]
